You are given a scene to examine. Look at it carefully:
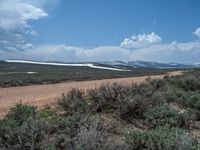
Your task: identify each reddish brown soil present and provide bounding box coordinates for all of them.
[0,71,183,117]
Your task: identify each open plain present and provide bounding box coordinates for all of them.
[0,71,182,117]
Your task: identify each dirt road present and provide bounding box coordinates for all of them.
[0,71,183,117]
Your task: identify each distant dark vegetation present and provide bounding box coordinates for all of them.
[1,69,200,149]
[0,62,179,87]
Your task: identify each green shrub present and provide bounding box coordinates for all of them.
[129,82,167,107]
[176,92,200,110]
[129,83,149,95]
[41,113,87,150]
[88,83,126,113]
[0,116,53,150]
[145,78,165,90]
[5,103,37,126]
[13,117,52,150]
[129,82,154,98]
[162,86,179,103]
[150,91,167,107]
[42,120,106,150]
[88,82,154,121]
[0,104,55,150]
[117,95,150,121]
[58,114,82,137]
[144,105,190,129]
[188,94,200,110]
[39,106,55,118]
[126,126,199,150]
[172,75,200,91]
[57,89,89,115]
[0,117,19,148]
[58,112,92,138]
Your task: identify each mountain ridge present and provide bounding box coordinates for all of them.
[1,59,199,69]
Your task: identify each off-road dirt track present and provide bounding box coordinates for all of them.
[0,71,183,117]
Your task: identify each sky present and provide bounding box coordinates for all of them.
[0,0,200,63]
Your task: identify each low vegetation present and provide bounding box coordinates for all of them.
[0,61,177,87]
[1,69,200,149]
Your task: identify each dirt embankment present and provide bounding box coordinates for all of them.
[0,71,183,117]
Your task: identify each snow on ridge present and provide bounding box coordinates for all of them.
[88,65,130,71]
[27,72,37,74]
[5,60,130,71]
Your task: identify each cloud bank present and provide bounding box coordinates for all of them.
[0,0,48,51]
[1,40,200,63]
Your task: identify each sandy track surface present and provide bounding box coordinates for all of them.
[0,71,183,117]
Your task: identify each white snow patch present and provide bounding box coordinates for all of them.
[27,72,37,74]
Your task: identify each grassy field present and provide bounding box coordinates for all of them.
[0,61,178,87]
[0,69,200,149]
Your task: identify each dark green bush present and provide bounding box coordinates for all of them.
[126,126,199,150]
[129,82,167,108]
[40,114,84,149]
[172,75,200,91]
[39,106,55,119]
[188,94,200,110]
[5,103,37,126]
[117,95,150,121]
[0,114,52,150]
[150,91,167,107]
[88,83,126,113]
[11,117,52,150]
[145,78,165,90]
[162,86,178,103]
[129,82,154,98]
[175,92,200,110]
[144,105,190,129]
[57,88,89,115]
[58,114,84,137]
[88,83,154,122]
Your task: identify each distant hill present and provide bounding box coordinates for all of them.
[97,60,198,69]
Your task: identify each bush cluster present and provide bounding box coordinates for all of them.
[57,88,89,115]
[144,105,191,129]
[126,126,199,150]
[1,69,200,149]
[0,104,52,150]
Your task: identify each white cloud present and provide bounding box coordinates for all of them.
[1,40,200,63]
[18,0,61,8]
[130,41,200,63]
[76,46,131,61]
[0,0,48,51]
[120,32,162,49]
[17,3,48,20]
[4,45,131,62]
[193,26,200,38]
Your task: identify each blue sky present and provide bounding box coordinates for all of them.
[34,0,200,45]
[0,0,200,63]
